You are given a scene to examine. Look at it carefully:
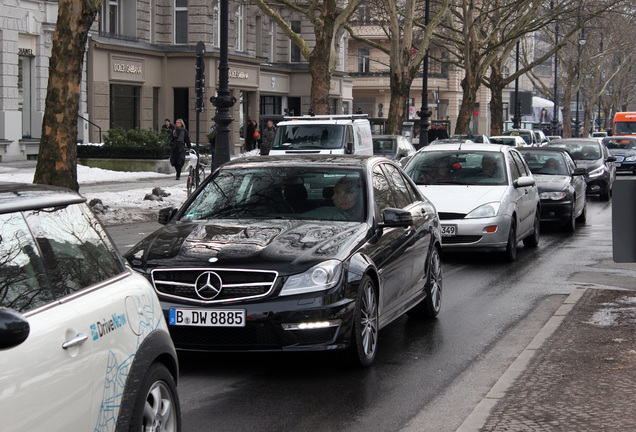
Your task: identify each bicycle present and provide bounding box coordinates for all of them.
[185,149,208,197]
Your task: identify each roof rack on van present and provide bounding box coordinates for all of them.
[282,114,369,121]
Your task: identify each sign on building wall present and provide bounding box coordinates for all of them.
[110,55,145,82]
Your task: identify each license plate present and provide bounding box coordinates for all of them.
[441,224,457,237]
[169,308,246,327]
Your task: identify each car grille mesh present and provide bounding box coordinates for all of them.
[438,212,466,220]
[442,235,482,244]
[151,268,278,303]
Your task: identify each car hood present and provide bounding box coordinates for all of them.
[574,159,602,170]
[608,149,636,157]
[533,174,570,192]
[417,185,507,213]
[124,219,368,275]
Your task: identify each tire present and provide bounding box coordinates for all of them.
[128,362,181,432]
[564,205,576,233]
[576,200,587,224]
[523,210,540,247]
[408,246,442,319]
[187,166,206,198]
[344,275,378,367]
[504,219,517,262]
[600,185,611,201]
[186,166,196,198]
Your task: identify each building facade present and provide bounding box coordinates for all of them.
[1,0,540,162]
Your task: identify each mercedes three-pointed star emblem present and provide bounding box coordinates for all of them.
[194,271,222,300]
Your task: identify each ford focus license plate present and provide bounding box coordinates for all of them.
[441,225,457,237]
[169,309,246,327]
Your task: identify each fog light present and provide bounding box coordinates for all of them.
[282,320,341,330]
[485,225,498,233]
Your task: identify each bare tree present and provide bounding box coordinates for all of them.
[33,0,103,191]
[254,0,364,115]
[346,0,450,134]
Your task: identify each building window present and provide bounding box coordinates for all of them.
[213,3,220,48]
[175,0,188,45]
[269,20,275,62]
[100,0,119,34]
[110,85,140,130]
[260,95,282,115]
[290,21,301,63]
[357,4,370,23]
[235,5,244,51]
[357,48,370,73]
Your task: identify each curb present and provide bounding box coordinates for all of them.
[455,287,588,432]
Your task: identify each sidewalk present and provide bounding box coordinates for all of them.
[459,287,636,431]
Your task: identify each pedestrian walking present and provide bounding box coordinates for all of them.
[245,119,258,152]
[260,120,275,155]
[161,118,175,139]
[170,118,190,179]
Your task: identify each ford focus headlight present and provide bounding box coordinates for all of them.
[625,156,636,162]
[587,166,605,178]
[466,202,500,218]
[280,260,343,296]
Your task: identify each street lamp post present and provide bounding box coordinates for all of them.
[211,0,235,170]
[551,1,559,137]
[574,28,586,138]
[417,0,431,149]
[597,34,603,132]
[512,40,521,129]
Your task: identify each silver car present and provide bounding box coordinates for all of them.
[404,143,541,261]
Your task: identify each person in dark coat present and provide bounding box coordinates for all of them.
[245,119,257,152]
[260,120,276,155]
[161,118,175,139]
[170,118,190,179]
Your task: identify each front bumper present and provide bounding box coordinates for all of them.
[439,215,512,251]
[585,177,610,196]
[160,291,356,352]
[539,200,573,224]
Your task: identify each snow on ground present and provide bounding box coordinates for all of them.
[0,164,187,225]
[0,150,260,226]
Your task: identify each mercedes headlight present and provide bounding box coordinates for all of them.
[280,260,343,296]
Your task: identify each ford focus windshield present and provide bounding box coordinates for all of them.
[181,167,366,222]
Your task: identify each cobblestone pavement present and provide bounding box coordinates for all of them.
[478,288,636,431]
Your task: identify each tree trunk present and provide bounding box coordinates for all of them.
[561,87,573,138]
[33,0,102,192]
[489,67,506,136]
[456,76,478,135]
[386,72,414,135]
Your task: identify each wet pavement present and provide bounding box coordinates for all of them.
[458,287,636,431]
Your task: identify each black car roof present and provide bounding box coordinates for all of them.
[0,182,86,214]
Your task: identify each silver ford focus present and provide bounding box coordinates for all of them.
[404,142,541,261]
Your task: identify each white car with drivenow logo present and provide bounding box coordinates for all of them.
[0,182,181,432]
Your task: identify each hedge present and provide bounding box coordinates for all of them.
[78,127,172,159]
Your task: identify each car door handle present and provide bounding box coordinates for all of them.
[62,333,88,350]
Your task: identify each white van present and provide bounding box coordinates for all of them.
[269,114,373,155]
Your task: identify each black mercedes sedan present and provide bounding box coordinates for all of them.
[547,138,616,201]
[603,136,636,175]
[125,155,442,367]
[518,147,587,232]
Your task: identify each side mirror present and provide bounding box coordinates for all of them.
[0,308,30,350]
[158,207,178,225]
[514,176,536,188]
[572,167,587,176]
[345,141,354,154]
[607,156,617,163]
[379,208,413,228]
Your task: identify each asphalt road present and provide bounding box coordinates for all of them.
[105,190,632,431]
